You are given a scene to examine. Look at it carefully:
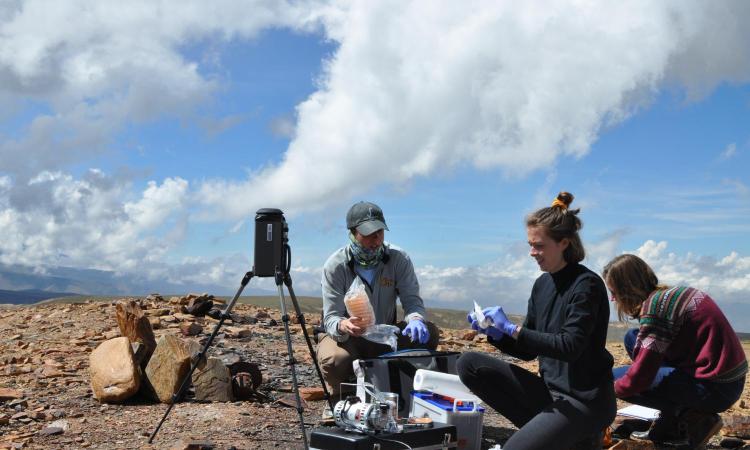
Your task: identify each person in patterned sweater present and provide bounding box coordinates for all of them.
[603,254,747,448]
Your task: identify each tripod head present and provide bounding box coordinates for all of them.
[253,208,290,278]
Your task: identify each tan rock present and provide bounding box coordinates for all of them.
[461,330,478,341]
[115,300,157,368]
[0,388,23,401]
[144,334,193,403]
[89,337,140,403]
[299,387,326,401]
[149,317,162,329]
[144,308,171,317]
[193,357,233,402]
[724,414,750,439]
[180,322,203,336]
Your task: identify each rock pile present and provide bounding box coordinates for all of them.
[89,297,264,405]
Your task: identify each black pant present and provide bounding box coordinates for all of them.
[457,352,616,450]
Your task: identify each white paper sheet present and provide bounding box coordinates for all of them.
[616,405,660,420]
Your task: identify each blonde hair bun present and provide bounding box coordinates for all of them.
[551,192,574,209]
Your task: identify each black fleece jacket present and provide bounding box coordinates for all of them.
[490,262,614,402]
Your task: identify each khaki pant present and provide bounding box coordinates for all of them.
[316,321,439,396]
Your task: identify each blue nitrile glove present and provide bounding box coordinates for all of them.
[467,310,504,340]
[483,306,518,337]
[402,319,430,344]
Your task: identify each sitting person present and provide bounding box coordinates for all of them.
[458,192,616,450]
[603,254,747,447]
[317,201,439,406]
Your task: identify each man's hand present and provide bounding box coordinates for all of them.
[338,317,367,336]
[402,319,430,344]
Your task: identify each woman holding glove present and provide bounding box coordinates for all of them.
[457,192,616,450]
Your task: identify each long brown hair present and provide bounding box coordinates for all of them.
[602,254,669,320]
[526,191,585,264]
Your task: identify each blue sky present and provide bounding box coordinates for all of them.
[1,1,749,328]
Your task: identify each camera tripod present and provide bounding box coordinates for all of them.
[148,247,333,449]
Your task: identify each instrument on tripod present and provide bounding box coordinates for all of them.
[148,208,333,449]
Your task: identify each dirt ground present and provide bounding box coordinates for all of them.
[0,300,748,449]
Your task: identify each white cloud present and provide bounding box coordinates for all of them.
[719,143,738,161]
[0,0,330,177]
[198,1,750,219]
[0,172,189,273]
[629,240,750,329]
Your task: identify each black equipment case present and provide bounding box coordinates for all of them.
[360,349,460,416]
[309,423,458,449]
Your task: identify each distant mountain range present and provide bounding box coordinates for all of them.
[0,288,80,304]
[0,263,274,301]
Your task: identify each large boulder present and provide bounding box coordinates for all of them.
[89,337,140,403]
[144,335,193,403]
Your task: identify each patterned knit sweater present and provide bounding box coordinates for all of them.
[615,286,747,398]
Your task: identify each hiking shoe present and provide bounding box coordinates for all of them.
[680,409,723,448]
[630,415,688,446]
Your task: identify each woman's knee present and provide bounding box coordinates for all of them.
[456,352,480,379]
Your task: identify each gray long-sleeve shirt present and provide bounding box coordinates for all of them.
[321,243,426,342]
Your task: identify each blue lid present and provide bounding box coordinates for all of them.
[413,391,485,412]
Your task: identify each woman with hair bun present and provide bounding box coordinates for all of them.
[603,254,747,448]
[457,192,616,450]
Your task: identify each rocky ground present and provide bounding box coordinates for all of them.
[0,299,748,450]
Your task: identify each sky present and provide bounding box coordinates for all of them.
[1,1,750,328]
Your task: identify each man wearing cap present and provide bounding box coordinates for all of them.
[317,201,439,399]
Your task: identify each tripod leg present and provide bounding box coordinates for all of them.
[283,273,334,411]
[276,277,310,449]
[148,271,254,444]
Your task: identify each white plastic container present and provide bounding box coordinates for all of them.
[410,391,484,450]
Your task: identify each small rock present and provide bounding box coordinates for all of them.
[724,414,750,439]
[0,388,24,400]
[49,419,70,431]
[719,436,745,448]
[299,387,326,401]
[180,322,203,336]
[37,426,64,436]
[169,439,215,450]
[461,330,478,341]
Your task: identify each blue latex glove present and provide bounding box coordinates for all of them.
[402,319,430,344]
[466,311,504,340]
[483,306,518,337]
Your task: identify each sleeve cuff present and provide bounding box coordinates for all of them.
[405,312,425,322]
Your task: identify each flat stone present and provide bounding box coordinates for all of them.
[37,426,64,436]
[0,388,24,400]
[724,414,750,439]
[299,387,326,401]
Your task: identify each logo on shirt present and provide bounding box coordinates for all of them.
[380,277,394,287]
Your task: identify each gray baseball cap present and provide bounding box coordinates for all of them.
[346,201,389,235]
